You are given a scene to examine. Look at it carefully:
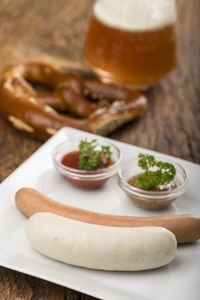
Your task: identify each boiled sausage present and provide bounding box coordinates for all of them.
[15,187,200,244]
[26,212,177,271]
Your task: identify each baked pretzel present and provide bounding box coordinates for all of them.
[0,62,147,140]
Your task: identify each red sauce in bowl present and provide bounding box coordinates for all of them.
[61,150,80,169]
[61,150,113,188]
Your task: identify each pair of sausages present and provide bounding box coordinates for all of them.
[16,187,200,244]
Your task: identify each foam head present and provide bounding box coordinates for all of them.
[94,0,177,31]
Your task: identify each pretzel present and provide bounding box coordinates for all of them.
[0,62,147,140]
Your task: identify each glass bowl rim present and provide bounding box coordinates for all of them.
[52,140,123,179]
[118,156,189,197]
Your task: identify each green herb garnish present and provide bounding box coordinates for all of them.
[78,139,112,171]
[136,153,176,190]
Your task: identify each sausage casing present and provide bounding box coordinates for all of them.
[26,212,177,271]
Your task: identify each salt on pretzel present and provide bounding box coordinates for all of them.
[0,62,147,140]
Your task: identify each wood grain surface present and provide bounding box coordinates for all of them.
[0,0,199,299]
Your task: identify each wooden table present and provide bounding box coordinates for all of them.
[0,0,199,299]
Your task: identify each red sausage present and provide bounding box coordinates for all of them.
[15,187,200,244]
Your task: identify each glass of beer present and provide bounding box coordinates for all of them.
[83,0,177,89]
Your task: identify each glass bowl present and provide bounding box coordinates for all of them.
[53,139,122,189]
[118,155,188,210]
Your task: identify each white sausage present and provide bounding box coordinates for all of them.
[26,212,177,271]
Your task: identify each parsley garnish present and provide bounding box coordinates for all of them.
[78,139,112,171]
[136,153,176,190]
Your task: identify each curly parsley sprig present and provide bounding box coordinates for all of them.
[78,139,112,171]
[136,153,176,190]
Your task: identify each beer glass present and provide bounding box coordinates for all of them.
[84,0,177,89]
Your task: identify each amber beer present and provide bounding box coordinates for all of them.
[84,0,177,88]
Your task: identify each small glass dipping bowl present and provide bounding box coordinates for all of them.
[118,156,188,210]
[53,139,122,188]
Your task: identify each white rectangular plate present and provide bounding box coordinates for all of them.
[0,127,200,300]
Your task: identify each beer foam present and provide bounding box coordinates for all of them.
[94,0,176,31]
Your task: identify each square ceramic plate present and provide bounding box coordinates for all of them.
[0,127,200,300]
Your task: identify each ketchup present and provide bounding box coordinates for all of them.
[61,150,80,169]
[61,150,112,188]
